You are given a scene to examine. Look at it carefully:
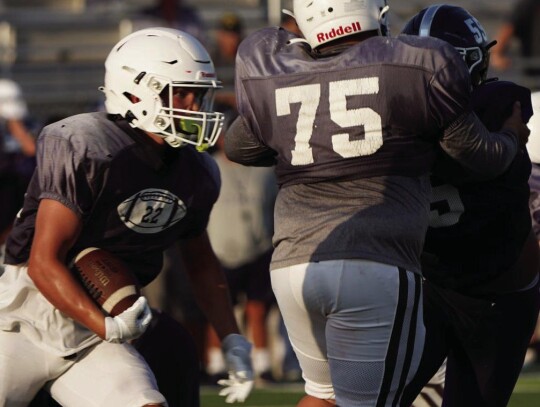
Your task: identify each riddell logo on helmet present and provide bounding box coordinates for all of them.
[200,72,216,78]
[317,22,362,43]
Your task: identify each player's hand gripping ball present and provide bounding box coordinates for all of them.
[70,247,141,317]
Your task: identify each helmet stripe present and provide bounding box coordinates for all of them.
[419,5,443,37]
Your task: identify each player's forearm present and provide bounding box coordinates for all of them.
[180,233,241,339]
[439,111,518,178]
[28,199,107,337]
[27,259,107,338]
[188,262,240,340]
[195,282,240,340]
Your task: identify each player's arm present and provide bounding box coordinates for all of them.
[27,198,108,338]
[180,231,254,403]
[179,230,240,338]
[428,41,529,178]
[439,102,528,178]
[224,115,277,166]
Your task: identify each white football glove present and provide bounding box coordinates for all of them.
[218,334,254,403]
[104,296,152,343]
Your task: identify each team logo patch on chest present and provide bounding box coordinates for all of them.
[117,189,187,234]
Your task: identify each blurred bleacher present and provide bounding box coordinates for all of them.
[0,0,268,122]
[0,0,536,124]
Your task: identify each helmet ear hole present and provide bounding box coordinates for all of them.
[123,92,141,104]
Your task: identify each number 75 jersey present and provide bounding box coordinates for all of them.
[233,27,472,187]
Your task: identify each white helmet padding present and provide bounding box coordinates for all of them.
[101,27,224,149]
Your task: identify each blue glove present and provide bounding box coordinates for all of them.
[218,334,254,403]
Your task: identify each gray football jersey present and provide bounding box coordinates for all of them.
[6,112,220,285]
[227,28,518,273]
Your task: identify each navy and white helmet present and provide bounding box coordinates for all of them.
[101,27,224,150]
[402,4,496,87]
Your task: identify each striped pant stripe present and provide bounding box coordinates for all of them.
[378,268,423,407]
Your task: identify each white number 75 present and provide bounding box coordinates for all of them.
[275,78,383,166]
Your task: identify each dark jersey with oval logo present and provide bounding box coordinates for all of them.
[5,112,220,285]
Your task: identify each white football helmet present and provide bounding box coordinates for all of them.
[101,27,224,149]
[289,0,390,49]
[527,91,540,165]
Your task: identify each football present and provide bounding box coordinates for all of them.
[70,247,141,317]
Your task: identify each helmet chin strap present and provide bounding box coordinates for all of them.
[163,134,183,148]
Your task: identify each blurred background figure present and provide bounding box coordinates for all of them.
[491,0,540,77]
[205,109,279,384]
[0,78,36,254]
[211,12,244,111]
[212,12,243,66]
[135,0,208,45]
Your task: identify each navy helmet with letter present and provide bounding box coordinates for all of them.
[402,4,496,87]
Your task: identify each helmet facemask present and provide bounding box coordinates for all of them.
[147,76,224,150]
[454,41,495,87]
[119,73,224,151]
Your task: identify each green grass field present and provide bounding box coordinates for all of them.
[200,372,540,407]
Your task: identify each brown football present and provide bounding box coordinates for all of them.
[70,247,141,317]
